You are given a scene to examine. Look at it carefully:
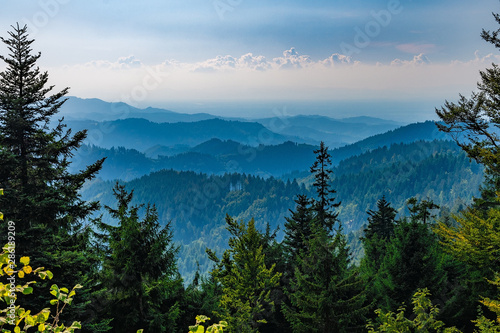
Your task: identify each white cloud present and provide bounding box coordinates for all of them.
[191,53,271,72]
[84,55,143,70]
[273,47,313,69]
[42,49,495,111]
[238,53,271,71]
[451,50,500,66]
[319,53,356,67]
[391,53,431,66]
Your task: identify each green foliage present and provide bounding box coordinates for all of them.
[0,243,82,333]
[363,196,397,240]
[282,226,367,333]
[435,202,500,271]
[92,183,182,333]
[282,195,315,264]
[207,215,281,333]
[0,189,84,333]
[332,140,482,232]
[82,171,303,284]
[188,315,227,333]
[310,141,340,231]
[436,10,500,206]
[360,197,398,316]
[80,140,483,281]
[366,289,461,333]
[0,23,104,326]
[282,142,367,333]
[484,274,500,320]
[435,202,500,330]
[378,218,447,312]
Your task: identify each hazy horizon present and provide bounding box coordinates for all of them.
[120,98,442,123]
[3,1,499,122]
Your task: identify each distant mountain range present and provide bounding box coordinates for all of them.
[65,118,299,152]
[254,115,403,147]
[59,97,216,123]
[70,121,452,181]
[59,97,405,148]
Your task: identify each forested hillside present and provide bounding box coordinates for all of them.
[333,140,482,230]
[80,139,483,280]
[64,118,298,151]
[70,121,450,181]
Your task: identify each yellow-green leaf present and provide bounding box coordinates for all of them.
[4,266,14,275]
[189,325,204,333]
[14,326,20,333]
[18,271,24,278]
[25,315,35,326]
[19,257,29,266]
[22,286,33,295]
[38,323,46,331]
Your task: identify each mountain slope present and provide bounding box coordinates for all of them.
[79,140,483,281]
[59,97,408,148]
[65,118,297,152]
[70,121,452,180]
[71,141,318,180]
[330,120,449,164]
[254,114,404,147]
[59,96,216,122]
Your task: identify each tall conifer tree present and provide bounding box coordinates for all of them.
[364,196,397,240]
[207,215,281,333]
[360,197,398,315]
[0,24,104,319]
[93,183,182,333]
[282,194,315,264]
[283,142,367,332]
[310,141,340,232]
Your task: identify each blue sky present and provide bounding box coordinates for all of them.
[1,0,500,121]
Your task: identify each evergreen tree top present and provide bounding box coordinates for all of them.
[364,196,397,240]
[309,141,340,232]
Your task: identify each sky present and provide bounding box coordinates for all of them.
[1,0,500,121]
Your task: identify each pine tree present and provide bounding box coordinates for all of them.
[363,196,397,240]
[282,194,315,264]
[436,9,500,207]
[282,143,367,332]
[407,197,439,225]
[282,224,367,333]
[207,215,281,333]
[93,183,182,333]
[379,219,447,312]
[310,141,340,231]
[360,197,398,315]
[0,23,104,321]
